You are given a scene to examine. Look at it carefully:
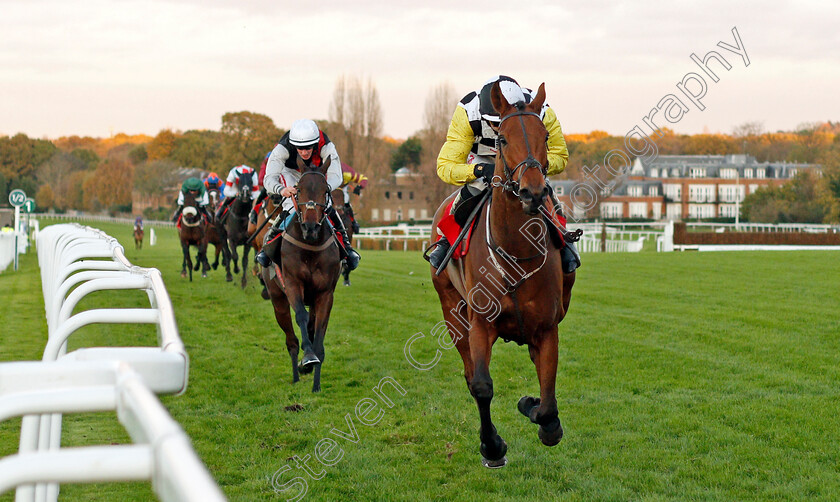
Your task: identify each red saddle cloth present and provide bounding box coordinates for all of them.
[436,198,569,260]
[436,199,480,261]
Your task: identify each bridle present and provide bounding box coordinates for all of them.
[292,170,331,229]
[491,104,549,198]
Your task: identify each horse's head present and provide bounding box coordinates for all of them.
[491,82,550,215]
[236,175,254,203]
[295,156,331,242]
[182,190,202,225]
[208,189,220,210]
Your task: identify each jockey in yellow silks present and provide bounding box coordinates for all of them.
[338,163,367,233]
[428,75,580,273]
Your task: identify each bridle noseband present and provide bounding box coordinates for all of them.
[493,106,548,197]
[293,170,331,228]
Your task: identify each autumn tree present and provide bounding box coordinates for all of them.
[220,111,282,170]
[134,160,179,197]
[82,159,134,213]
[36,184,55,210]
[36,151,88,211]
[147,129,177,161]
[0,133,56,181]
[171,130,225,172]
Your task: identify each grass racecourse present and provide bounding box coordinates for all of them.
[2,218,840,501]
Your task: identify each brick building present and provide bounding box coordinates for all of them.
[550,154,819,221]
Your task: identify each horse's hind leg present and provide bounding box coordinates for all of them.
[518,329,563,446]
[561,271,575,317]
[271,287,300,383]
[229,242,240,274]
[342,263,351,287]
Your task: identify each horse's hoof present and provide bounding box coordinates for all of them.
[299,364,313,375]
[538,419,563,446]
[202,273,208,278]
[481,456,507,469]
[261,287,270,300]
[517,396,540,418]
[212,263,219,270]
[300,353,320,368]
[226,274,233,282]
[180,271,187,278]
[343,280,350,287]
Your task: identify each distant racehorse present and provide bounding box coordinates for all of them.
[205,189,233,282]
[430,83,574,467]
[177,191,210,281]
[133,226,144,250]
[261,157,341,392]
[331,188,355,286]
[224,175,255,288]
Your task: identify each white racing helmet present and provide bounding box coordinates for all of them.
[289,119,320,149]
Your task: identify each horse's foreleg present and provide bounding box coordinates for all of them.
[519,330,563,446]
[229,241,240,274]
[287,288,318,370]
[468,328,506,467]
[309,293,335,393]
[199,244,210,277]
[240,245,250,289]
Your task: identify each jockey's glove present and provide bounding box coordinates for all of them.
[352,185,362,195]
[473,163,495,184]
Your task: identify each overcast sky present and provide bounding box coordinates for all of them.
[2,0,838,140]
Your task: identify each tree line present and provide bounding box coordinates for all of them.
[1,79,839,223]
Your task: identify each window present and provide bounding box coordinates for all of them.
[408,209,416,219]
[601,203,622,219]
[788,168,798,178]
[383,209,392,221]
[629,202,647,218]
[650,168,658,177]
[397,191,402,199]
[409,192,414,200]
[720,168,737,179]
[384,191,390,199]
[690,167,706,178]
[420,209,429,219]
[744,168,753,178]
[371,208,379,221]
[628,185,642,197]
[554,185,564,196]
[755,168,765,179]
[649,185,659,196]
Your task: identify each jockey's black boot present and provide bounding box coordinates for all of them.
[346,203,360,233]
[250,188,268,224]
[428,236,450,269]
[560,240,581,274]
[254,225,281,267]
[171,205,183,223]
[328,206,360,271]
[215,198,232,221]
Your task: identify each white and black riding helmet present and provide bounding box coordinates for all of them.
[478,75,531,124]
[289,119,320,150]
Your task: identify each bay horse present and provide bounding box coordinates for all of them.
[133,226,144,250]
[177,191,211,281]
[224,175,255,288]
[261,157,341,392]
[205,188,233,282]
[430,82,575,468]
[331,188,355,286]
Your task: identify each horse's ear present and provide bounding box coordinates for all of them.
[319,156,331,175]
[529,83,546,112]
[490,82,513,118]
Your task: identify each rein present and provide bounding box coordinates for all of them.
[285,169,336,252]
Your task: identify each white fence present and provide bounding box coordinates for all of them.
[0,231,27,272]
[2,223,225,501]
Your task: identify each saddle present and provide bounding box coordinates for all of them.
[436,190,488,261]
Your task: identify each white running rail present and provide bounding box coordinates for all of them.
[3,223,225,502]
